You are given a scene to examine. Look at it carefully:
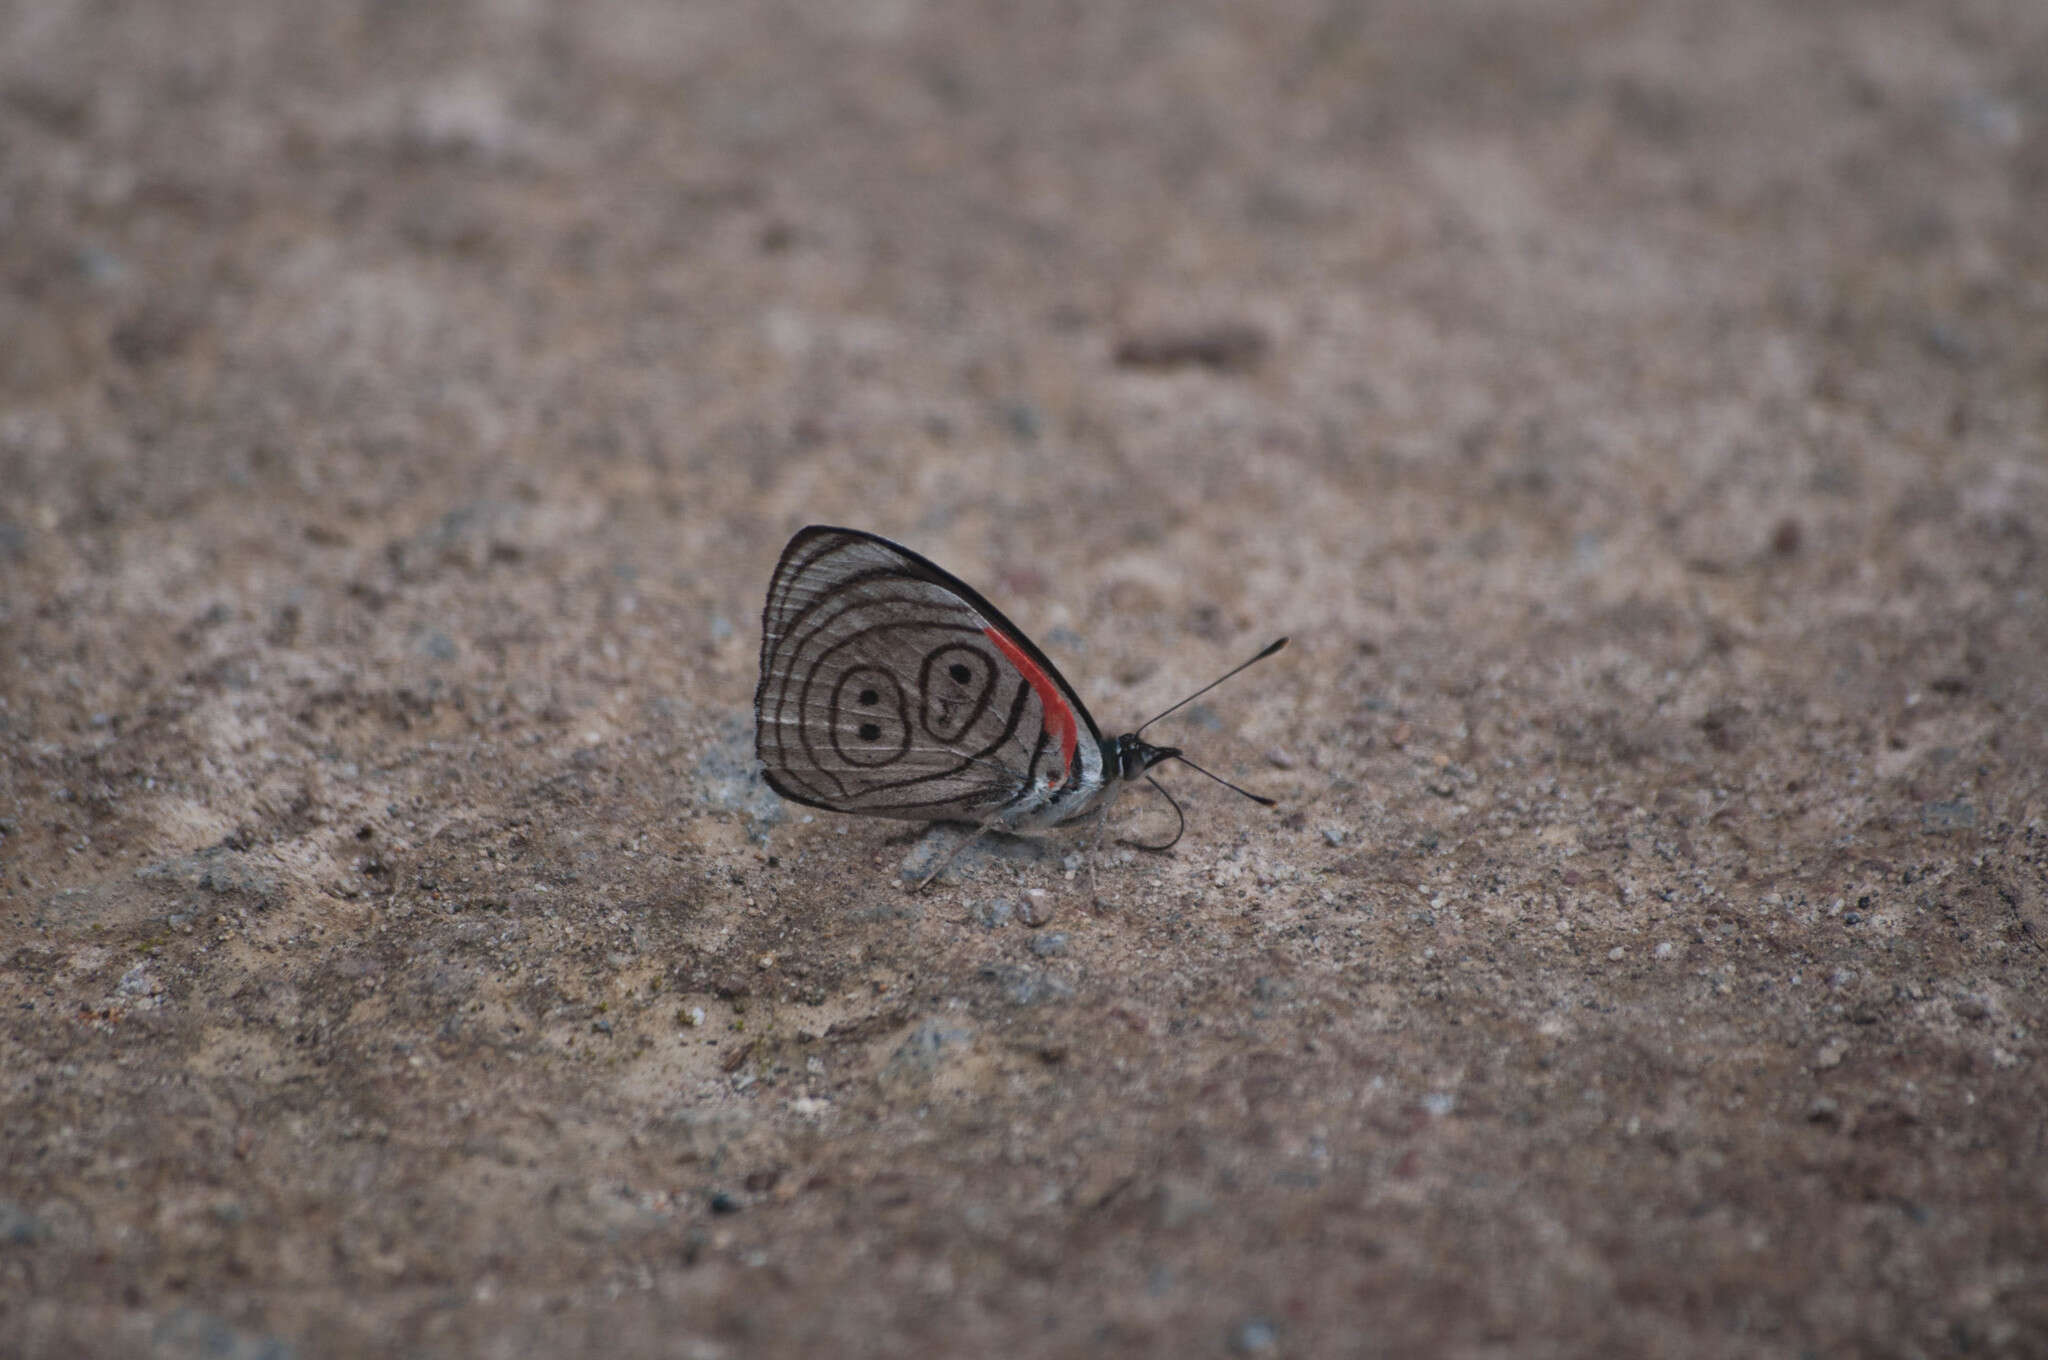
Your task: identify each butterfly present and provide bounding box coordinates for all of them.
[753,525,1285,892]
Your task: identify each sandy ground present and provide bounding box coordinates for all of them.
[4,1,2047,1355]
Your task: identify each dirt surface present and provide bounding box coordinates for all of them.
[5,2,2047,1356]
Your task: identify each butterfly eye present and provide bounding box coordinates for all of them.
[948,663,972,684]
[858,688,879,705]
[857,723,882,741]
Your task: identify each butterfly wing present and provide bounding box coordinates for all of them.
[755,526,1104,821]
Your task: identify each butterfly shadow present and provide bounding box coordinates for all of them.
[891,823,1062,890]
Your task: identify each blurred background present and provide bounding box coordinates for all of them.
[4,1,2045,1355]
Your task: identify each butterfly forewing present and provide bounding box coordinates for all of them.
[755,527,1102,821]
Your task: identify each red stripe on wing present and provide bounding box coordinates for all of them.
[983,625,1078,778]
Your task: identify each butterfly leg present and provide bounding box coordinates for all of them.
[1082,799,1116,909]
[909,813,1005,893]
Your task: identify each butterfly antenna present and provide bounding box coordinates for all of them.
[1134,637,1288,736]
[1167,753,1279,808]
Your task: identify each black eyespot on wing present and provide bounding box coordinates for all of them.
[919,643,997,743]
[828,667,911,768]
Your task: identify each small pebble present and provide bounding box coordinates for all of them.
[1002,401,1043,440]
[1921,799,1976,832]
[1115,322,1269,373]
[980,964,1073,1008]
[1018,890,1054,928]
[886,1021,975,1075]
[1251,976,1294,1002]
[1231,1318,1279,1355]
[1028,932,1069,958]
[146,1309,295,1360]
[0,1200,48,1246]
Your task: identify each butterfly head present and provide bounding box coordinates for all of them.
[1107,732,1180,783]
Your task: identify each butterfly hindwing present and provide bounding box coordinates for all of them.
[755,527,1102,821]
